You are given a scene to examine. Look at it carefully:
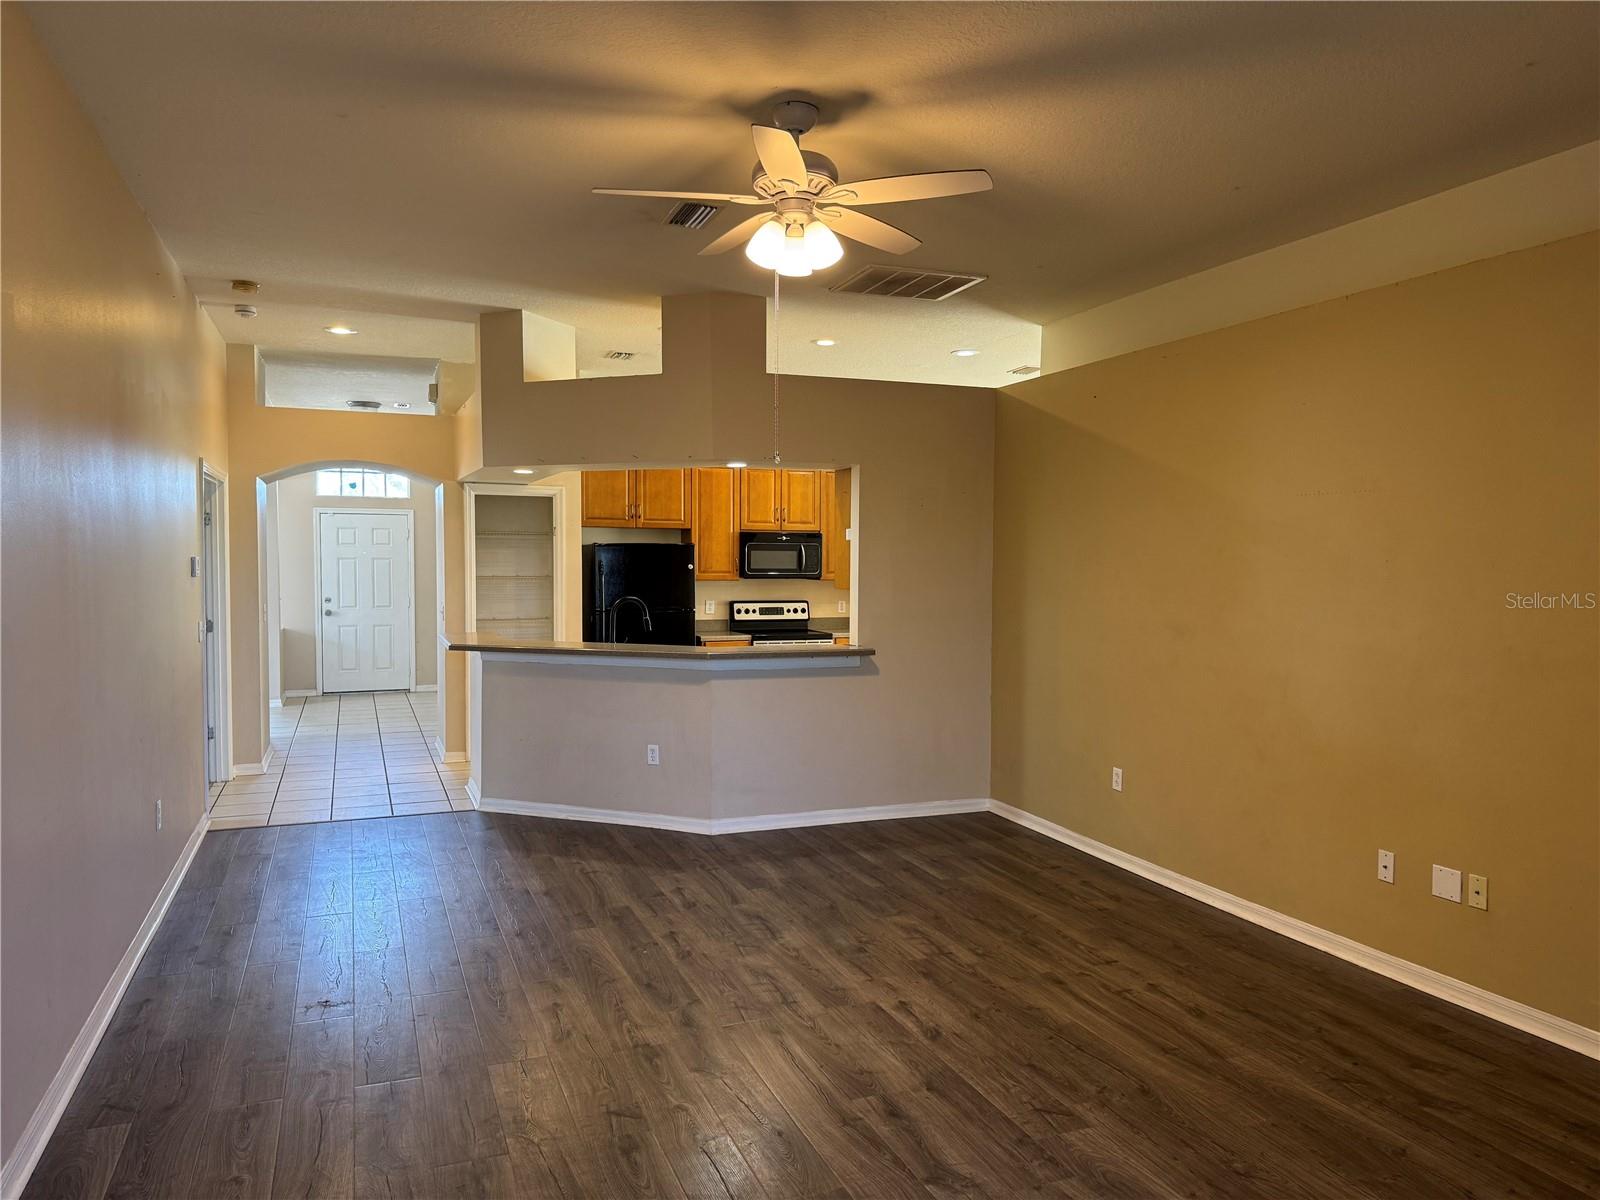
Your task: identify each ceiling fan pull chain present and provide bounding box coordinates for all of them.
[772,270,782,466]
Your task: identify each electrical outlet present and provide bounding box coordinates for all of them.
[1431,864,1462,903]
[837,600,847,613]
[704,600,715,615]
[1378,849,1394,884]
[646,744,661,766]
[155,797,163,831]
[1111,767,1123,792]
[1467,874,1488,910]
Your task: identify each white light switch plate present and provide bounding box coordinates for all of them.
[704,600,715,615]
[1432,864,1462,902]
[1111,767,1123,792]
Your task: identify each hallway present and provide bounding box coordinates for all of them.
[209,693,470,826]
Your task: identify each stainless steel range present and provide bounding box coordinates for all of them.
[729,600,838,646]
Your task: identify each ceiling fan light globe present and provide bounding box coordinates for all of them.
[744,218,787,270]
[802,220,844,269]
[776,225,814,277]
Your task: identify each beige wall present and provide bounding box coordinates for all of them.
[271,471,439,692]
[468,295,993,816]
[0,5,229,1161]
[995,234,1599,1028]
[223,348,466,763]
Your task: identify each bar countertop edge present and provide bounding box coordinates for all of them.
[445,632,875,662]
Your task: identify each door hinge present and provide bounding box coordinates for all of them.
[205,617,214,633]
[203,511,212,526]
[207,725,215,740]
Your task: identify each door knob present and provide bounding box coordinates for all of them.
[324,609,333,616]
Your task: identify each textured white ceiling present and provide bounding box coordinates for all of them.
[261,351,440,413]
[29,1,1597,383]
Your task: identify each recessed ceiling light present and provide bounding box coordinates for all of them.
[951,348,979,357]
[393,402,411,409]
[323,325,358,336]
[512,468,535,475]
[812,338,837,347]
[726,461,748,469]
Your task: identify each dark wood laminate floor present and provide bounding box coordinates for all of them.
[23,811,1600,1199]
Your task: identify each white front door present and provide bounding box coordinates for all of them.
[318,510,412,692]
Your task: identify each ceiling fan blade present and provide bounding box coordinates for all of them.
[593,188,767,205]
[821,170,993,206]
[816,207,922,254]
[698,212,776,256]
[751,125,809,191]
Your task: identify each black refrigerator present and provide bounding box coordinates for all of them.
[582,543,697,645]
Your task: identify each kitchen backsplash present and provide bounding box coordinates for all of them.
[695,578,848,621]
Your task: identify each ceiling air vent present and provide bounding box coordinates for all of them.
[1008,365,1040,376]
[828,264,986,301]
[664,201,721,229]
[345,399,383,410]
[603,350,634,361]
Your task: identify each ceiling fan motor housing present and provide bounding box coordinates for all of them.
[751,150,838,198]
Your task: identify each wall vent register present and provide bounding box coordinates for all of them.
[828,264,986,301]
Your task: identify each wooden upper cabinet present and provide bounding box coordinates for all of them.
[581,470,634,527]
[820,469,837,580]
[780,470,822,532]
[739,468,783,531]
[581,469,691,529]
[634,469,692,528]
[739,468,825,531]
[690,467,739,581]
[832,468,852,591]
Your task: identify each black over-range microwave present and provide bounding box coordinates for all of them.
[740,531,823,578]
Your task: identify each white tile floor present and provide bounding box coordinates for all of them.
[207,691,472,828]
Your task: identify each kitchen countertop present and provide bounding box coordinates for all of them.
[447,630,872,666]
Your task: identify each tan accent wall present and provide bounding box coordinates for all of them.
[0,5,229,1159]
[271,471,439,692]
[222,350,467,763]
[467,294,994,817]
[995,234,1599,1027]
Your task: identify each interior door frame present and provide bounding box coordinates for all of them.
[463,482,566,637]
[312,506,417,695]
[198,461,232,797]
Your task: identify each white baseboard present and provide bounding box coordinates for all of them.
[432,737,468,764]
[411,684,437,693]
[987,801,1600,1060]
[229,745,275,777]
[283,689,317,699]
[472,794,989,837]
[465,777,481,808]
[269,698,283,709]
[0,813,210,1199]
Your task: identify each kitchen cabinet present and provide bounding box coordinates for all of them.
[738,468,783,531]
[690,467,740,582]
[581,469,691,529]
[581,470,633,527]
[820,469,852,589]
[781,470,822,531]
[634,469,693,528]
[739,468,823,531]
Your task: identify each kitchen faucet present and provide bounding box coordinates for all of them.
[606,594,653,643]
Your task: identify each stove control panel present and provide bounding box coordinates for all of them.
[731,600,809,625]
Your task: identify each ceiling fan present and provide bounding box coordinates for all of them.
[593,100,992,277]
